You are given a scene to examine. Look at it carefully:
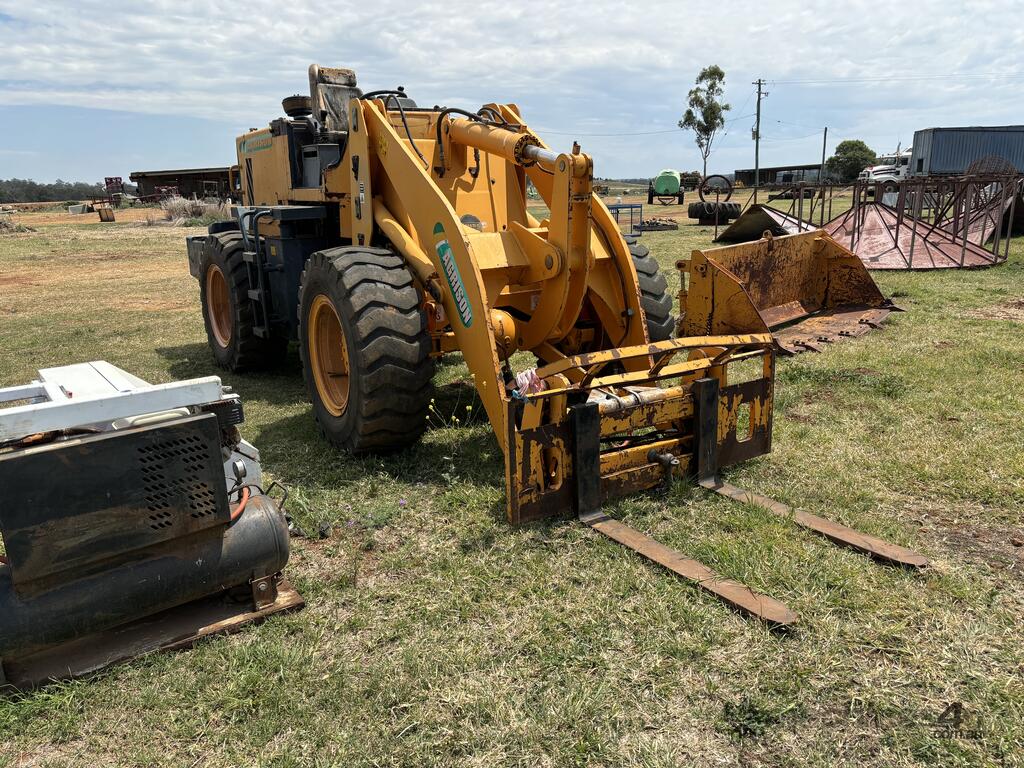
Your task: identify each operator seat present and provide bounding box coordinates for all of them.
[308,65,363,137]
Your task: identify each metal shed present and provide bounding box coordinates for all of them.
[733,163,824,187]
[910,126,1024,176]
[129,167,234,199]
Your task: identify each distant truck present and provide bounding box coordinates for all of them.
[858,148,912,190]
[908,125,1024,176]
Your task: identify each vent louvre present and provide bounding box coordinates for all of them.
[138,436,220,529]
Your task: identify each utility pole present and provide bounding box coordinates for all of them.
[752,78,766,203]
[820,126,828,182]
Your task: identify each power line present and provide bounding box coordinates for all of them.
[533,111,756,138]
[532,127,680,137]
[724,111,757,125]
[761,131,823,143]
[769,71,1024,85]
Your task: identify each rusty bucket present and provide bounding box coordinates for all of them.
[678,231,896,354]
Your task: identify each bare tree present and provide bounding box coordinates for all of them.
[679,66,731,178]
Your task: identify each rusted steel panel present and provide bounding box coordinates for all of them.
[824,202,1002,269]
[714,204,816,244]
[716,378,773,467]
[824,176,1022,269]
[939,188,1024,245]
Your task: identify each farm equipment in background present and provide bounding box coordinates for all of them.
[647,169,686,205]
[679,231,897,354]
[689,174,741,225]
[185,64,927,625]
[824,176,1020,270]
[0,362,301,689]
[714,203,814,243]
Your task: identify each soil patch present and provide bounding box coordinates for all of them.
[967,298,1024,322]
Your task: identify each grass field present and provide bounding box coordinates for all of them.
[0,206,1022,767]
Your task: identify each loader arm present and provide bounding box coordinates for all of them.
[358,99,656,442]
[359,99,510,436]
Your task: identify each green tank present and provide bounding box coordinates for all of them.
[653,169,681,196]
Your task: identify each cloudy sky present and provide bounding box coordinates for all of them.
[1,0,1022,183]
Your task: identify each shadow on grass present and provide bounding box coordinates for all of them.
[155,342,307,407]
[254,399,506,491]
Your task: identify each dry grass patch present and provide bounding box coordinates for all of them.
[0,213,35,234]
[966,298,1024,322]
[141,196,232,227]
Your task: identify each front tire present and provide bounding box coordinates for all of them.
[298,247,434,453]
[624,236,674,341]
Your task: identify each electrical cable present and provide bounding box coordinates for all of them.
[383,93,429,168]
[535,113,754,138]
[769,72,1024,85]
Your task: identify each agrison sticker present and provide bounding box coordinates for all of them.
[239,134,273,154]
[433,222,473,327]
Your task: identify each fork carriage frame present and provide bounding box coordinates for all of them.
[506,335,775,524]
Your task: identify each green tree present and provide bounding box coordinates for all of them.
[679,65,731,178]
[0,178,105,203]
[825,140,877,182]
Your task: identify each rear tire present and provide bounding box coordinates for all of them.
[624,236,674,341]
[298,246,434,453]
[688,201,741,221]
[199,231,286,371]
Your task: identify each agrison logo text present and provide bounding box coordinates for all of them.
[432,223,473,327]
[239,134,272,154]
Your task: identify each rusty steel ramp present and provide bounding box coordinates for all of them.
[679,231,896,354]
[824,203,1004,270]
[714,204,817,244]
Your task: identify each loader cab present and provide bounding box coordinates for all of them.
[291,65,363,189]
[271,66,421,192]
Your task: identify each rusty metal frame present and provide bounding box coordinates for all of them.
[824,176,1021,270]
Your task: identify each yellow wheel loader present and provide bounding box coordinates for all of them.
[186,65,926,625]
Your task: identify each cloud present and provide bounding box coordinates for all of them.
[1,0,1022,176]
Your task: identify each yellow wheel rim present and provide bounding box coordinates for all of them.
[206,264,232,348]
[308,294,351,417]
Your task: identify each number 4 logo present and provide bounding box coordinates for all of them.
[937,702,964,729]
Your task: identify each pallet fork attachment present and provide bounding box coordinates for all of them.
[561,372,928,627]
[691,377,929,570]
[570,398,798,625]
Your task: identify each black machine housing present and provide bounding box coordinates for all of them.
[0,409,292,687]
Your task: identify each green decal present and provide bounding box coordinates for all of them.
[433,223,473,327]
[239,134,273,154]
